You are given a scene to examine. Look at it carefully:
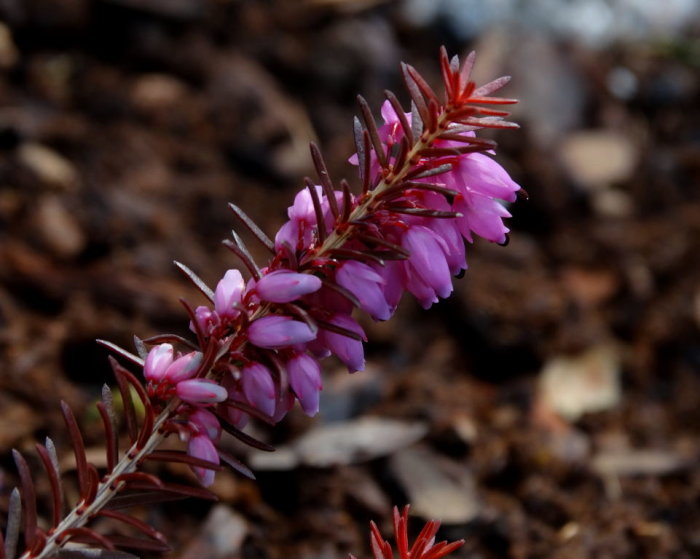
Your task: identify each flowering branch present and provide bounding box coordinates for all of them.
[3,47,520,559]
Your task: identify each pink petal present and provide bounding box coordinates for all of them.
[287,353,322,416]
[255,270,322,303]
[176,379,228,404]
[144,343,174,382]
[248,315,317,349]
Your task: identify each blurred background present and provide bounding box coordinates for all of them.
[1,1,699,558]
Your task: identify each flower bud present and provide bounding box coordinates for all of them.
[214,269,245,318]
[188,408,221,442]
[187,434,219,487]
[144,343,174,382]
[176,379,227,404]
[164,351,203,384]
[255,270,322,303]
[248,315,316,349]
[287,353,322,416]
[241,362,276,417]
[320,314,366,373]
[337,261,391,321]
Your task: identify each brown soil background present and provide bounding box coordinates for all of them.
[1,2,699,558]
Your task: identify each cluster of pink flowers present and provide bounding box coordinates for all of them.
[138,50,520,485]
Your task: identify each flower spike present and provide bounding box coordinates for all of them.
[4,48,520,559]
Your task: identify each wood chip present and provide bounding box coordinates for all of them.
[389,446,479,524]
[249,417,428,470]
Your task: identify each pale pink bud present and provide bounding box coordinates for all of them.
[164,351,203,383]
[241,362,276,417]
[287,353,322,416]
[191,305,216,335]
[255,270,322,303]
[144,343,174,382]
[176,379,227,404]
[248,315,316,349]
[188,408,221,442]
[187,434,219,487]
[214,269,245,318]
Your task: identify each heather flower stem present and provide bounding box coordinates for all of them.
[317,110,451,257]
[24,402,177,559]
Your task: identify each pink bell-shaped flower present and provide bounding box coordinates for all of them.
[248,315,316,349]
[176,379,228,404]
[255,269,322,303]
[241,362,277,417]
[287,352,322,416]
[187,434,219,487]
[144,343,174,382]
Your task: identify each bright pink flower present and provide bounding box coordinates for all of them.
[214,269,245,318]
[187,434,219,487]
[402,225,453,304]
[320,314,366,373]
[453,191,512,244]
[336,261,392,321]
[255,269,322,303]
[287,353,322,416]
[176,379,228,404]
[274,185,343,251]
[248,315,316,349]
[144,343,174,382]
[453,152,519,203]
[163,351,202,383]
[241,362,276,417]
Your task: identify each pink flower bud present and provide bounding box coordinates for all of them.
[248,315,316,349]
[255,270,322,303]
[402,225,453,302]
[144,343,174,382]
[287,353,322,416]
[241,362,276,417]
[320,314,366,373]
[191,305,216,336]
[164,351,203,383]
[176,379,227,404]
[187,434,219,487]
[337,261,392,321]
[214,269,245,318]
[188,408,221,442]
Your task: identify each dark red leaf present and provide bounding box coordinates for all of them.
[228,202,275,253]
[310,143,339,218]
[218,420,276,452]
[60,402,89,498]
[316,318,367,342]
[173,261,215,302]
[104,536,170,553]
[222,236,261,280]
[35,442,63,527]
[305,178,328,243]
[217,449,256,480]
[401,63,429,127]
[62,528,115,551]
[96,402,117,474]
[357,95,388,168]
[11,450,36,550]
[97,510,167,544]
[384,90,413,146]
[144,451,224,471]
